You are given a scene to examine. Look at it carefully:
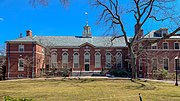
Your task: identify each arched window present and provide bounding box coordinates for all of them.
[163,58,169,70]
[152,58,157,71]
[73,52,79,68]
[62,52,68,68]
[139,58,143,71]
[84,52,90,63]
[95,52,101,68]
[106,52,111,68]
[51,52,57,68]
[116,52,122,68]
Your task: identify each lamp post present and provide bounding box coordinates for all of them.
[175,56,178,86]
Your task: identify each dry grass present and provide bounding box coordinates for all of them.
[0,78,180,101]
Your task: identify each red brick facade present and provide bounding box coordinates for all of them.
[5,28,180,79]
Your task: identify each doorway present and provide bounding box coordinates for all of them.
[85,64,90,71]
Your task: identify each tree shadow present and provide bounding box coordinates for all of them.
[125,79,156,90]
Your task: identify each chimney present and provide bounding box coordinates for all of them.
[26,30,32,37]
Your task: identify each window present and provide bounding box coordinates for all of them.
[174,43,179,49]
[18,74,23,78]
[51,52,57,68]
[154,32,162,37]
[84,52,90,63]
[139,58,143,71]
[18,45,24,52]
[152,58,157,70]
[163,42,168,49]
[163,58,169,70]
[106,52,111,68]
[95,52,101,68]
[42,48,45,53]
[151,43,157,49]
[73,52,79,68]
[18,59,24,71]
[116,52,122,68]
[62,52,68,68]
[175,58,180,70]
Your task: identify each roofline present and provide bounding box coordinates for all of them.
[5,41,46,47]
[48,46,128,48]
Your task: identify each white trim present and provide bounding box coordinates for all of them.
[116,52,122,68]
[8,51,32,53]
[116,49,122,51]
[18,45,24,52]
[62,49,68,51]
[84,52,90,64]
[174,42,180,50]
[95,52,101,68]
[174,58,180,71]
[162,42,169,49]
[18,58,24,71]
[51,52,58,68]
[73,52,79,68]
[105,52,112,68]
[62,52,69,68]
[106,49,112,51]
[147,49,180,51]
[72,71,101,73]
[163,58,169,70]
[73,49,79,51]
[152,58,158,71]
[95,49,101,51]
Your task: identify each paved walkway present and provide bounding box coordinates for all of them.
[1,76,178,84]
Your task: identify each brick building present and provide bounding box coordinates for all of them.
[5,23,180,79]
[136,28,180,78]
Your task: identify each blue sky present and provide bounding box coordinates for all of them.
[0,0,179,46]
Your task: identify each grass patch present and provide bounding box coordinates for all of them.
[0,78,180,101]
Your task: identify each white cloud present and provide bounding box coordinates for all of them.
[0,18,3,20]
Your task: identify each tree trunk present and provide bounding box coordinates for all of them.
[129,47,137,79]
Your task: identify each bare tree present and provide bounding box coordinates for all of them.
[22,56,33,78]
[92,0,180,78]
[29,0,70,7]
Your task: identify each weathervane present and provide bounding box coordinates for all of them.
[85,12,88,26]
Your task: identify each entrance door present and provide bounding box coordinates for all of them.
[85,64,90,71]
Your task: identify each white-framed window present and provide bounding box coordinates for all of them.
[174,42,179,49]
[42,48,45,53]
[163,58,169,70]
[163,42,168,49]
[18,58,24,71]
[106,52,111,68]
[152,58,158,71]
[51,52,57,68]
[73,52,79,68]
[175,58,180,70]
[116,52,122,68]
[18,74,23,78]
[62,52,68,68]
[139,58,143,71]
[18,45,24,52]
[84,52,90,63]
[151,43,157,49]
[95,52,101,68]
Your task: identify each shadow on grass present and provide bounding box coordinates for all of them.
[125,79,156,90]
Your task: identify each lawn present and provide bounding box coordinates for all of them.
[0,78,180,101]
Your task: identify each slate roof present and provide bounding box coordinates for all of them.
[144,29,180,39]
[7,36,128,47]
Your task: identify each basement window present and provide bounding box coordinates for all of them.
[18,45,24,52]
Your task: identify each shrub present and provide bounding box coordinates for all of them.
[157,69,168,80]
[4,96,33,101]
[109,69,130,77]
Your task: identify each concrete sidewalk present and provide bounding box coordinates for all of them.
[1,76,178,85]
